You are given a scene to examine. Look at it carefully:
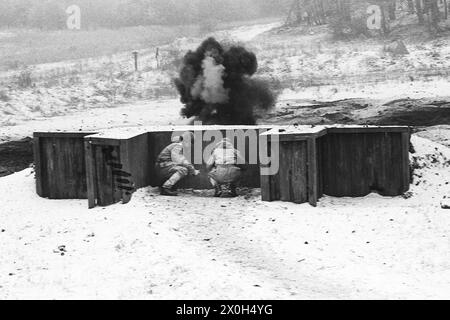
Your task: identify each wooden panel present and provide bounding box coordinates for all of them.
[374,132,390,195]
[39,136,88,199]
[33,137,44,197]
[292,141,308,204]
[316,137,324,198]
[84,141,97,209]
[43,137,56,199]
[94,145,121,206]
[279,142,292,202]
[321,133,338,196]
[383,133,404,196]
[125,133,151,189]
[261,138,281,202]
[345,134,367,197]
[401,132,411,193]
[270,171,281,201]
[35,133,93,199]
[321,132,410,198]
[320,134,331,197]
[354,133,370,196]
[307,138,317,206]
[275,141,309,203]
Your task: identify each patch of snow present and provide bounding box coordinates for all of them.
[218,22,282,43]
[279,78,450,103]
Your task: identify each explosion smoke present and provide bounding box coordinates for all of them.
[174,37,277,125]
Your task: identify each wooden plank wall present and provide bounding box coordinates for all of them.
[262,139,317,205]
[34,134,91,199]
[262,129,410,204]
[126,133,152,189]
[316,136,325,199]
[88,134,151,207]
[92,144,122,206]
[35,127,410,207]
[148,130,264,189]
[260,137,280,202]
[280,140,309,203]
[321,132,410,197]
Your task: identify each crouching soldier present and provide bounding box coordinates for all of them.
[155,132,199,196]
[206,138,245,197]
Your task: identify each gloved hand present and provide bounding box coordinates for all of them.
[193,170,201,176]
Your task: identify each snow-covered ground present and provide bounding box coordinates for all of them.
[280,78,450,103]
[0,135,449,299]
[0,99,185,143]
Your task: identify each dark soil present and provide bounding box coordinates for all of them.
[0,137,34,177]
[370,107,450,126]
[263,98,450,127]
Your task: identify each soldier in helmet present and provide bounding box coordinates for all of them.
[155,132,199,196]
[206,138,245,197]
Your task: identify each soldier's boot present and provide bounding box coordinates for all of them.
[214,186,223,197]
[161,172,184,196]
[210,178,222,197]
[160,187,178,196]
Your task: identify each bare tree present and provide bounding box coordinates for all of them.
[443,0,448,19]
[416,0,425,24]
[407,0,415,14]
[388,0,396,20]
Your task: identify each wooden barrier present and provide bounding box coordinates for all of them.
[33,132,97,199]
[321,127,411,197]
[83,126,272,207]
[34,125,411,208]
[260,126,327,206]
[85,132,153,207]
[261,126,411,206]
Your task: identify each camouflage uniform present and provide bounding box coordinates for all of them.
[156,139,196,190]
[206,139,245,196]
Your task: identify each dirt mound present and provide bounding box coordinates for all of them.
[266,98,450,127]
[372,107,450,126]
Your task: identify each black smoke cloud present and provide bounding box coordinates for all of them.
[174,37,277,125]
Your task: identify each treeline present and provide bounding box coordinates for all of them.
[286,0,449,35]
[0,0,291,29]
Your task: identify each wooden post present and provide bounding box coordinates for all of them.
[84,140,97,209]
[307,137,318,207]
[401,131,411,192]
[132,51,139,72]
[119,140,132,204]
[445,0,448,20]
[416,0,425,24]
[155,48,160,69]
